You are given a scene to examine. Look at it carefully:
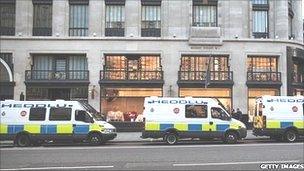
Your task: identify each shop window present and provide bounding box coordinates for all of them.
[49,107,72,121]
[29,107,46,121]
[180,88,232,112]
[101,87,162,122]
[248,88,279,122]
[185,105,207,118]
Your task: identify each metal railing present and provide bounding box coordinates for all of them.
[105,28,124,37]
[247,71,281,82]
[100,70,163,81]
[33,27,52,36]
[25,70,89,81]
[178,71,233,81]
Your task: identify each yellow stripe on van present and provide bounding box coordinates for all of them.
[0,124,8,134]
[202,124,216,131]
[89,124,104,132]
[230,123,239,129]
[57,124,73,134]
[145,122,160,131]
[24,124,40,134]
[294,121,304,129]
[266,120,280,129]
[174,123,187,131]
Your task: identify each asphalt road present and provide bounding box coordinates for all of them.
[1,141,303,170]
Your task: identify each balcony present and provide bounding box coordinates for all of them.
[25,70,90,86]
[177,71,233,88]
[247,71,282,88]
[33,27,52,36]
[99,70,164,86]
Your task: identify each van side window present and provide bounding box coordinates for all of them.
[49,107,71,121]
[29,107,46,121]
[211,107,229,120]
[75,110,92,123]
[185,105,207,118]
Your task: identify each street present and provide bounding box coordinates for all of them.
[1,140,303,170]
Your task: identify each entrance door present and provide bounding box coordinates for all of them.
[49,88,70,100]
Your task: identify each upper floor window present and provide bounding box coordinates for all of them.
[247,56,277,72]
[141,0,161,37]
[0,0,15,36]
[192,0,217,27]
[105,0,125,37]
[252,0,269,38]
[288,0,294,39]
[69,0,89,36]
[103,55,162,80]
[32,0,52,36]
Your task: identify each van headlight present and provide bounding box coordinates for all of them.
[104,128,116,133]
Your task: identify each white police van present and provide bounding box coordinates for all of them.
[0,100,116,147]
[141,97,247,144]
[253,96,304,142]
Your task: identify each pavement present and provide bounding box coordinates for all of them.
[0,142,303,170]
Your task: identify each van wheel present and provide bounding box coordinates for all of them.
[224,132,238,144]
[284,130,297,142]
[88,133,102,145]
[164,133,178,145]
[15,134,31,147]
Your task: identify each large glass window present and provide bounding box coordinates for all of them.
[101,87,162,122]
[32,0,52,36]
[105,4,125,37]
[192,1,217,27]
[141,4,161,37]
[247,56,279,82]
[248,88,279,122]
[252,0,269,38]
[29,108,46,121]
[0,0,15,36]
[103,55,162,80]
[180,88,232,113]
[180,56,230,81]
[69,1,89,36]
[49,107,72,121]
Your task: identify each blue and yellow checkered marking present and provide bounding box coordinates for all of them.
[188,124,202,131]
[0,124,104,135]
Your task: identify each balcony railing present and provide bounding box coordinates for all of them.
[141,28,161,37]
[0,27,15,36]
[25,70,89,81]
[253,32,269,39]
[69,28,88,36]
[105,28,124,37]
[178,71,233,81]
[247,72,281,82]
[100,70,163,81]
[33,27,52,36]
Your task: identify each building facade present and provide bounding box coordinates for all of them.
[0,0,303,125]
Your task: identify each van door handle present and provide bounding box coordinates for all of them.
[209,122,213,125]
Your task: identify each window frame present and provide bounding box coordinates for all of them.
[105,4,125,37]
[69,3,89,36]
[192,3,218,27]
[210,107,229,120]
[49,107,72,121]
[185,105,208,119]
[0,1,16,36]
[29,107,46,121]
[32,1,52,36]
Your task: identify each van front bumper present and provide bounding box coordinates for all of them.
[239,128,247,139]
[102,133,117,141]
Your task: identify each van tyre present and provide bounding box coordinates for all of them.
[224,132,238,144]
[164,133,178,145]
[284,130,297,143]
[15,134,31,147]
[88,133,102,145]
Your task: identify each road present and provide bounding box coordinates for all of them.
[0,140,303,170]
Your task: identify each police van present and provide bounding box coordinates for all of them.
[141,97,247,144]
[0,100,117,147]
[253,96,304,142]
